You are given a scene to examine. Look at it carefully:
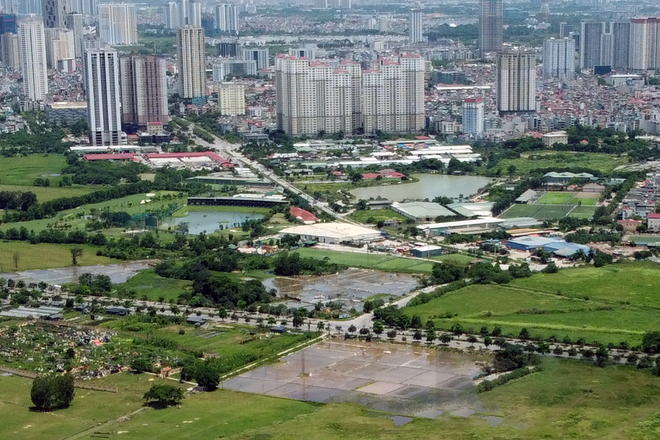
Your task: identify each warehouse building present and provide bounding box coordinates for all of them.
[505,236,591,258]
[391,202,456,222]
[410,245,443,258]
[279,222,382,244]
[417,217,505,236]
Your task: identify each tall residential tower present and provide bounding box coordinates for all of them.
[177,26,207,105]
[479,0,503,54]
[19,17,48,102]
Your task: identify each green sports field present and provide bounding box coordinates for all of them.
[500,203,597,220]
[404,262,660,346]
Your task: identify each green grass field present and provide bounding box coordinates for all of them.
[348,209,407,223]
[537,192,599,206]
[117,269,193,302]
[0,184,100,203]
[0,191,186,234]
[499,204,596,220]
[0,154,68,186]
[0,241,114,272]
[171,205,272,218]
[404,262,660,346]
[431,254,477,266]
[486,152,628,175]
[0,373,184,440]
[49,357,660,440]
[295,248,435,274]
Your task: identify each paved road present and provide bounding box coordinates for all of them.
[191,124,361,225]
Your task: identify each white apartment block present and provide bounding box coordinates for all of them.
[19,18,48,102]
[543,37,575,80]
[462,97,485,135]
[362,55,425,134]
[84,47,121,145]
[276,56,354,136]
[218,82,245,116]
[497,51,536,113]
[98,3,138,45]
[1,32,20,70]
[215,4,239,35]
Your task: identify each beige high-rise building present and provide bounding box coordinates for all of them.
[44,27,75,69]
[98,3,138,45]
[177,26,206,105]
[497,51,536,113]
[119,55,169,127]
[479,0,503,54]
[1,32,20,69]
[218,82,245,116]
[362,54,425,134]
[276,54,424,136]
[19,18,48,102]
[275,56,354,136]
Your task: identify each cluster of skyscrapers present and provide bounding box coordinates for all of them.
[166,0,239,36]
[275,54,425,136]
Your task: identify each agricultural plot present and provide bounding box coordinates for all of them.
[404,262,660,346]
[117,269,193,302]
[295,248,435,274]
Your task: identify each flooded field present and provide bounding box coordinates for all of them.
[0,262,151,286]
[263,268,418,311]
[223,340,486,417]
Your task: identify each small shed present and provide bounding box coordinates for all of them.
[270,326,287,334]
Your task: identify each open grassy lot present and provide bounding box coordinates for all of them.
[0,241,114,272]
[295,248,435,274]
[485,152,628,175]
[65,357,660,440]
[0,184,99,203]
[348,208,407,223]
[0,373,183,440]
[149,325,315,356]
[0,191,186,234]
[117,269,193,302]
[431,254,477,266]
[0,154,68,186]
[404,262,660,346]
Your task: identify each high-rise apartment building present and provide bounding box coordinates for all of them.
[19,18,48,102]
[215,4,239,35]
[242,47,269,70]
[275,56,354,136]
[600,32,613,67]
[611,21,630,70]
[84,47,121,145]
[543,37,575,80]
[218,82,245,116]
[497,51,536,113]
[66,12,83,58]
[99,4,138,45]
[44,27,74,68]
[408,9,422,43]
[166,2,178,29]
[2,0,18,15]
[212,59,257,81]
[362,55,425,133]
[177,26,206,105]
[42,0,69,28]
[19,0,42,15]
[462,97,485,135]
[479,0,503,53]
[180,0,201,27]
[629,18,660,71]
[1,32,19,69]
[70,0,97,16]
[579,21,605,69]
[119,55,169,127]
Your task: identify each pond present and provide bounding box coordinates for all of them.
[162,211,264,235]
[349,174,493,202]
[262,268,418,312]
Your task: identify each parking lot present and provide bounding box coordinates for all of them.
[223,340,484,417]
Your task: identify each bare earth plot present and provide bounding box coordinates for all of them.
[224,340,484,417]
